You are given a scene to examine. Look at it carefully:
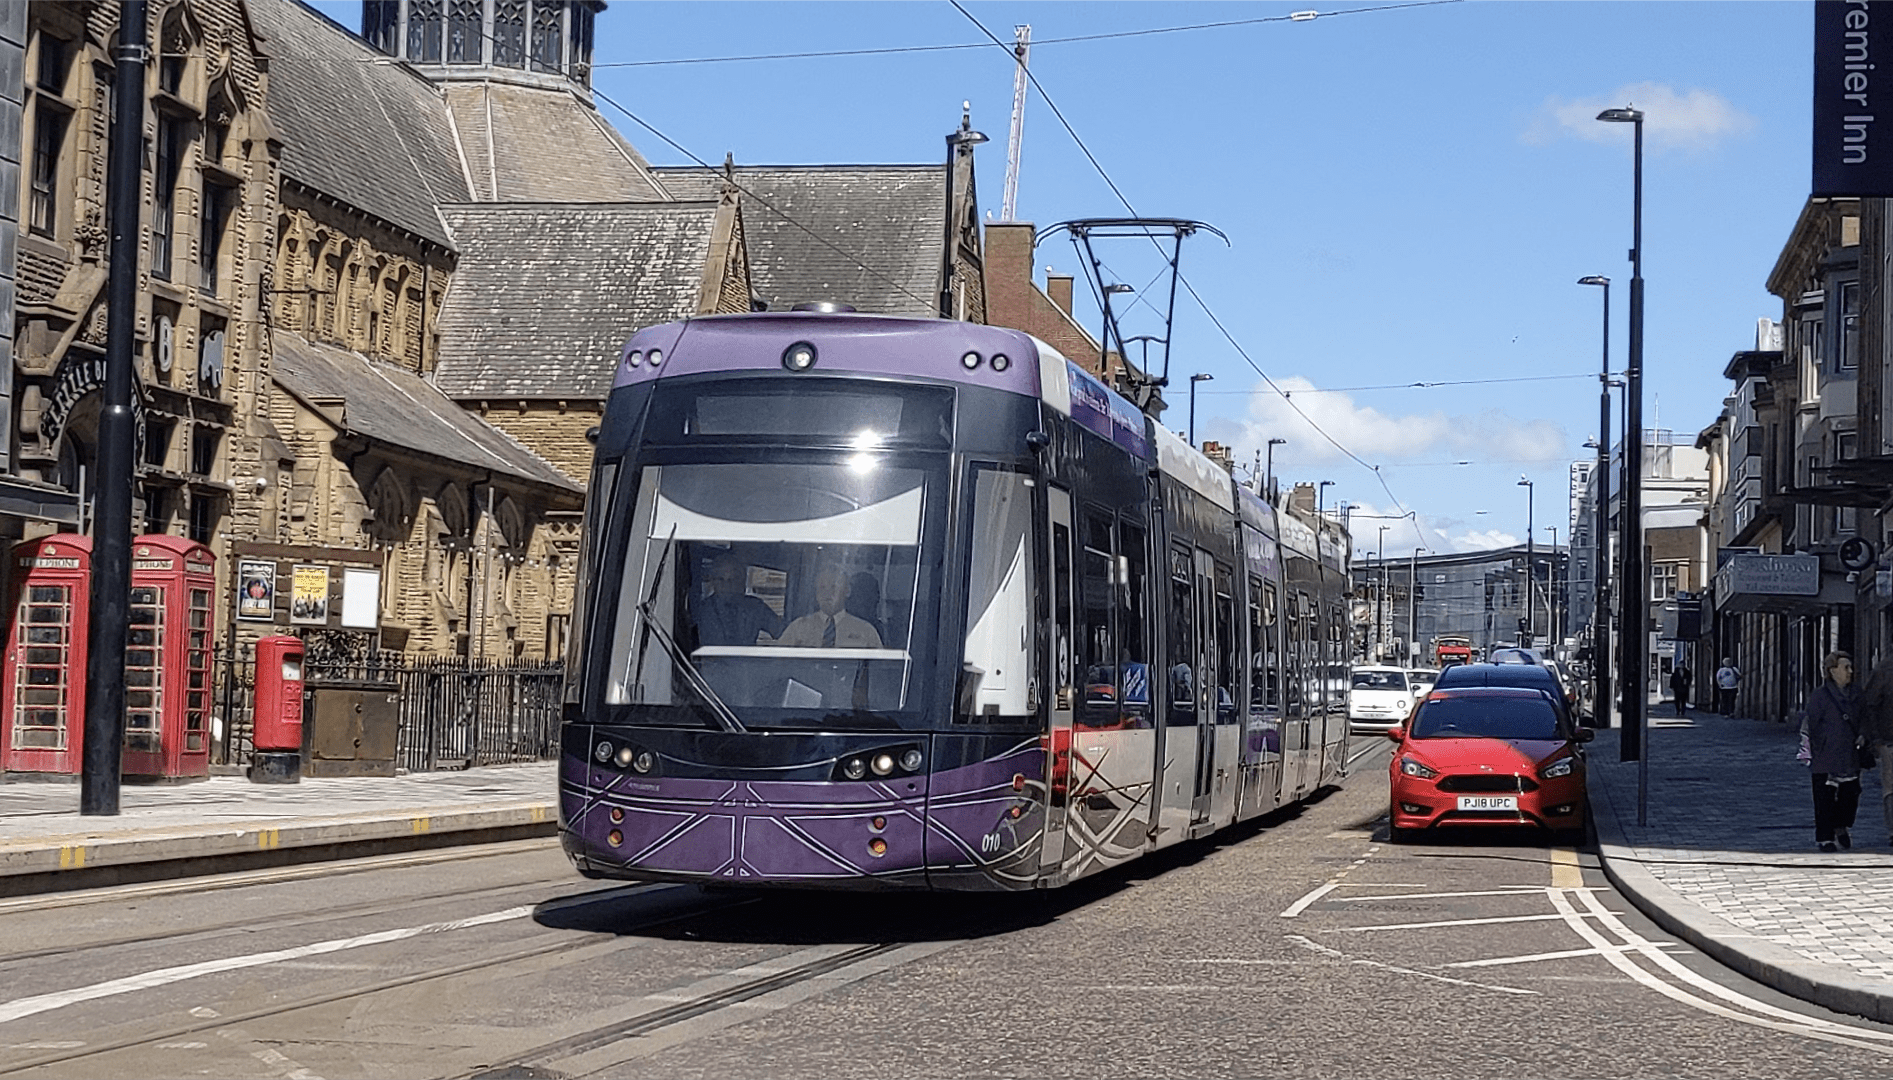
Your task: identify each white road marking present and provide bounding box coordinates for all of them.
[1285,934,1537,996]
[1333,887,1544,903]
[1545,887,1893,1053]
[0,905,533,1025]
[1279,882,1340,918]
[1339,911,1619,932]
[1445,943,1677,968]
[2,1041,83,1050]
[157,1041,209,1049]
[1348,742,1388,767]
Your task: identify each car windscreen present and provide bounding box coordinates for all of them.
[1352,671,1407,691]
[1411,695,1561,740]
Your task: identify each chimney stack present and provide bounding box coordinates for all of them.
[1047,274,1073,315]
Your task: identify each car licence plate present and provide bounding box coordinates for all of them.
[1457,796,1518,811]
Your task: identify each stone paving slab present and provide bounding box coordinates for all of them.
[1590,710,1893,1021]
[0,761,558,892]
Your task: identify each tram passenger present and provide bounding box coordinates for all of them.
[691,552,781,647]
[846,571,886,642]
[779,564,883,649]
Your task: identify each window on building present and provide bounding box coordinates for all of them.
[493,0,526,67]
[408,0,443,62]
[363,0,398,53]
[190,424,220,477]
[188,492,219,545]
[1652,563,1679,601]
[199,182,232,294]
[447,0,482,63]
[531,0,564,71]
[28,103,65,237]
[144,416,174,469]
[1840,280,1860,372]
[151,118,181,280]
[143,486,171,535]
[158,26,186,95]
[571,3,595,79]
[36,34,69,94]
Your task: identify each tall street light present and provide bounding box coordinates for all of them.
[1410,547,1428,666]
[1517,476,1535,648]
[1599,104,1647,810]
[1579,274,1612,730]
[939,112,989,319]
[1265,438,1286,502]
[1376,524,1391,660]
[1189,372,1215,445]
[1544,525,1560,653]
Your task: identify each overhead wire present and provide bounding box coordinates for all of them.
[1194,372,1599,395]
[946,0,1433,545]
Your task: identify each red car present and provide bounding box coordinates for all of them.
[1386,686,1593,843]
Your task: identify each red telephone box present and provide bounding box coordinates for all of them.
[0,534,92,775]
[122,535,216,779]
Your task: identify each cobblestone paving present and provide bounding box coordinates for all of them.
[1591,710,1893,984]
[0,760,555,843]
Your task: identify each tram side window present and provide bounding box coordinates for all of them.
[1249,578,1280,709]
[1116,521,1151,728]
[1167,545,1196,726]
[1078,511,1118,730]
[1214,565,1236,723]
[958,467,1037,722]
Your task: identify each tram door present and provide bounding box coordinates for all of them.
[1040,486,1075,876]
[1189,548,1217,825]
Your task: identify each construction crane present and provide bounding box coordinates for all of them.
[1000,25,1030,221]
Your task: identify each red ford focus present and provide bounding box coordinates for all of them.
[1386,686,1592,843]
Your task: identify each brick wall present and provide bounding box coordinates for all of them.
[476,404,603,488]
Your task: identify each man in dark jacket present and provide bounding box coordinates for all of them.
[1805,651,1863,852]
[1854,657,1893,846]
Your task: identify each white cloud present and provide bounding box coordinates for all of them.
[1526,81,1756,152]
[1327,503,1518,558]
[1448,528,1520,552]
[1228,376,1568,467]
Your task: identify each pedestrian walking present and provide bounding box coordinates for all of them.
[1715,657,1742,715]
[1801,651,1866,852]
[1854,658,1893,847]
[1670,661,1692,717]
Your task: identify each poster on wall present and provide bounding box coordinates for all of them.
[341,568,381,630]
[290,564,330,625]
[237,560,276,621]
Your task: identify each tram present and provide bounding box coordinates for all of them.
[559,311,1353,891]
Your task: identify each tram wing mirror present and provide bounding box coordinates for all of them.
[1574,727,1596,743]
[1025,430,1051,452]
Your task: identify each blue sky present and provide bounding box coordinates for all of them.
[312,0,1811,554]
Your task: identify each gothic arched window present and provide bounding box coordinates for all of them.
[363,1,398,53]
[447,0,482,64]
[493,0,525,68]
[531,1,563,73]
[408,0,443,63]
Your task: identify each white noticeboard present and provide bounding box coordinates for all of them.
[341,567,381,629]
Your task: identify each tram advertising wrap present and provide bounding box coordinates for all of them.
[559,312,1353,891]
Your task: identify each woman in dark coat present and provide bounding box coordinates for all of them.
[1805,651,1864,852]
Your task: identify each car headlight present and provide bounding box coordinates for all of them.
[1399,756,1438,779]
[1540,757,1575,780]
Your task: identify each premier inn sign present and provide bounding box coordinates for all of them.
[1815,0,1893,196]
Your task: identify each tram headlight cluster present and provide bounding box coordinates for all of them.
[958,350,1010,373]
[833,743,926,783]
[624,347,664,369]
[782,341,818,371]
[593,738,659,776]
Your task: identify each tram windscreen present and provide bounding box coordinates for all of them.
[606,461,935,729]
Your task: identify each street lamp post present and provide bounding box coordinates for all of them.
[1517,476,1535,648]
[1599,104,1647,821]
[1376,524,1390,661]
[1317,480,1334,521]
[1545,525,1560,652]
[1265,438,1286,502]
[1579,274,1612,730]
[1189,372,1215,445]
[939,113,990,319]
[1410,547,1427,665]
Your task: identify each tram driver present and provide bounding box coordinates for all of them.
[691,552,781,647]
[779,563,884,650]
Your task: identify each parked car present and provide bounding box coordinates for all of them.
[1385,685,1593,843]
[1348,665,1418,732]
[1438,661,1577,724]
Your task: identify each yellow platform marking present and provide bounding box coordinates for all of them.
[410,816,432,835]
[57,845,86,870]
[255,829,280,850]
[1550,846,1582,889]
[530,806,550,824]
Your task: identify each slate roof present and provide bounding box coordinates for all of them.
[442,82,672,203]
[431,202,721,400]
[653,166,943,317]
[249,0,470,247]
[272,331,578,493]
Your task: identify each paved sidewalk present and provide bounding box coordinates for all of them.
[0,761,557,894]
[1589,709,1893,1022]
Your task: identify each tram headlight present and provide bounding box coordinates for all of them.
[782,341,818,371]
[961,350,982,370]
[626,349,643,367]
[899,749,924,772]
[593,740,613,763]
[632,751,655,774]
[841,756,868,780]
[646,348,663,368]
[990,352,1011,372]
[871,752,896,776]
[614,745,635,768]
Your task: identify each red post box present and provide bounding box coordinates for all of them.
[0,535,92,776]
[122,535,216,780]
[250,635,305,785]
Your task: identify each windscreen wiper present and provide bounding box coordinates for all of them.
[628,526,746,734]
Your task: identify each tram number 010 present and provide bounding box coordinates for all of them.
[980,832,1005,853]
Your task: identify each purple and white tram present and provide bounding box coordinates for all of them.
[559,311,1353,891]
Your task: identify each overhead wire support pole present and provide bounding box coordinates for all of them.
[1000,25,1029,221]
[83,0,149,816]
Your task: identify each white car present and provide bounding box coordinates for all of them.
[1348,666,1417,731]
[1407,667,1440,696]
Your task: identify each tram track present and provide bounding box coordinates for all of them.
[0,881,733,1077]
